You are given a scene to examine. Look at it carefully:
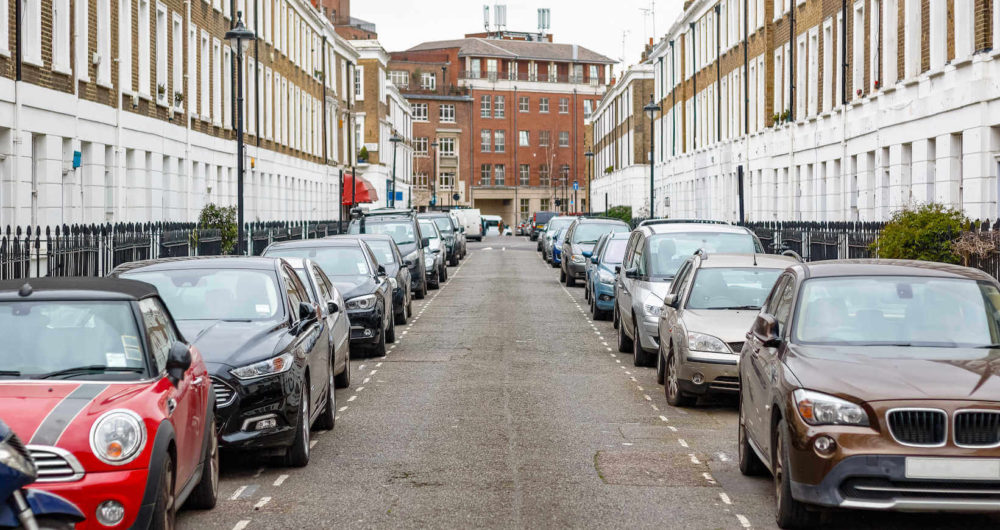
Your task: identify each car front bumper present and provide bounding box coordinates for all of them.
[348,308,383,344]
[567,260,587,278]
[212,368,302,452]
[593,282,615,310]
[677,352,740,394]
[393,286,406,313]
[30,468,149,530]
[408,263,425,291]
[636,315,659,351]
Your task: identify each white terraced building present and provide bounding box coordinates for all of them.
[591,0,1000,222]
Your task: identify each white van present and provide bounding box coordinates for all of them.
[454,209,483,241]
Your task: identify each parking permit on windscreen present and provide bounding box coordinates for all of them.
[122,335,143,361]
[358,262,367,274]
[106,353,127,367]
[256,304,270,315]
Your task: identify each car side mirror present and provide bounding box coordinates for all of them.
[615,265,621,274]
[377,264,387,277]
[582,250,593,258]
[663,293,677,308]
[327,301,339,314]
[421,237,430,247]
[165,342,192,387]
[751,313,781,347]
[432,248,441,254]
[624,267,639,279]
[591,256,599,264]
[298,301,318,322]
[403,259,413,267]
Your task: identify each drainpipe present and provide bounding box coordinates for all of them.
[10,0,23,226]
[789,1,796,122]
[671,40,675,157]
[513,85,518,218]
[744,0,749,135]
[715,4,721,144]
[690,22,696,151]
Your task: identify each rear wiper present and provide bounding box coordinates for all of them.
[38,365,145,379]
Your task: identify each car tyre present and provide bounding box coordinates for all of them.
[186,417,219,510]
[334,349,351,388]
[665,347,696,407]
[416,278,428,298]
[633,323,653,366]
[150,452,175,530]
[284,384,311,468]
[394,300,407,325]
[559,268,566,283]
[385,311,397,343]
[612,305,619,329]
[656,344,666,384]
[566,272,575,287]
[315,359,336,430]
[617,317,633,353]
[449,253,459,266]
[774,419,819,528]
[738,396,766,476]
[584,285,590,301]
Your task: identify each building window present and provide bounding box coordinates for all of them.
[519,96,529,112]
[172,13,183,107]
[494,130,505,153]
[519,130,530,146]
[355,65,364,100]
[118,0,131,89]
[200,31,210,120]
[440,104,456,123]
[539,165,550,186]
[540,198,550,211]
[584,100,593,118]
[558,98,569,113]
[154,5,167,103]
[589,64,598,83]
[494,165,505,186]
[480,95,491,118]
[539,97,550,113]
[547,63,557,82]
[413,103,428,121]
[520,199,530,220]
[51,0,70,72]
[469,58,481,78]
[560,164,570,182]
[389,70,408,88]
[440,172,455,189]
[137,0,150,93]
[558,132,570,147]
[481,129,491,152]
[420,72,436,90]
[494,95,505,118]
[415,172,428,189]
[213,39,222,124]
[519,164,530,185]
[539,130,551,147]
[415,137,428,155]
[438,137,455,156]
[480,164,492,185]
[97,0,111,84]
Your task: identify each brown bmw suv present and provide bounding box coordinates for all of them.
[738,259,1000,528]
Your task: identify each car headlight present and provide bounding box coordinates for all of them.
[230,352,295,380]
[346,294,377,311]
[0,439,36,477]
[389,277,398,289]
[424,254,435,268]
[642,295,663,317]
[687,332,730,353]
[598,269,616,284]
[571,255,586,264]
[794,389,870,427]
[90,409,147,465]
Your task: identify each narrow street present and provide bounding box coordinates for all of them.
[178,234,1000,529]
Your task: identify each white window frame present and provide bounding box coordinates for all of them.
[852,1,864,98]
[52,0,71,73]
[440,104,455,123]
[97,0,111,84]
[904,0,921,79]
[412,103,428,121]
[155,4,167,104]
[118,0,132,88]
[953,0,973,60]
[929,0,946,70]
[265,68,273,139]
[212,38,222,125]
[223,46,232,126]
[355,65,364,100]
[201,31,211,122]
[494,130,505,153]
[188,25,197,115]
[882,0,898,87]
[137,0,151,96]
[22,0,42,65]
[807,27,819,116]
[822,19,833,112]
[172,13,183,109]
[74,0,88,77]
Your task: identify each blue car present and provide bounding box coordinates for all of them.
[585,231,630,320]
[550,227,568,268]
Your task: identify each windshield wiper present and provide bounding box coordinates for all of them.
[717,305,761,310]
[976,343,1000,349]
[0,370,21,377]
[38,365,145,379]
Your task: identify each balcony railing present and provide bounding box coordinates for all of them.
[459,71,600,85]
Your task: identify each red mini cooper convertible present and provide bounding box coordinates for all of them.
[0,278,218,529]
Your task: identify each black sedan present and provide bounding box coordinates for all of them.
[263,238,395,357]
[112,257,335,468]
[331,234,412,326]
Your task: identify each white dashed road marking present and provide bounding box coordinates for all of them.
[232,520,251,530]
[273,474,289,487]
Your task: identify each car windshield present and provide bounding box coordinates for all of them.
[601,239,629,265]
[432,218,454,233]
[125,269,282,321]
[572,223,628,244]
[555,228,568,244]
[365,240,397,265]
[293,269,318,302]
[265,247,371,277]
[685,268,783,310]
[0,301,146,379]
[350,220,416,246]
[647,233,759,277]
[794,276,1000,348]
[419,221,440,240]
[546,218,574,236]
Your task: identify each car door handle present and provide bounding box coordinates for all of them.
[192,376,204,385]
[166,398,177,416]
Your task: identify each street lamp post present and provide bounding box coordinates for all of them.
[225,13,256,255]
[430,140,438,210]
[643,94,661,219]
[389,133,403,208]
[584,150,594,214]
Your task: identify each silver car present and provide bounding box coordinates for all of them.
[614,222,764,367]
[541,216,578,263]
[656,253,796,406]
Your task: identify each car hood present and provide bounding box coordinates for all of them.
[638,281,672,301]
[784,345,1000,402]
[0,381,155,450]
[330,276,376,300]
[573,243,595,255]
[683,309,758,343]
[176,319,288,369]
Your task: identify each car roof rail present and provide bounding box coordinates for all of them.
[781,249,803,262]
[638,218,730,226]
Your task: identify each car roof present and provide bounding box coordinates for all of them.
[112,255,279,275]
[327,233,393,242]
[572,217,629,225]
[695,253,799,269]
[643,223,751,235]
[418,212,450,218]
[266,238,363,250]
[607,231,631,240]
[0,277,160,301]
[795,259,996,282]
[360,208,416,217]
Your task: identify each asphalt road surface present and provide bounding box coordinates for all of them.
[178,234,1000,529]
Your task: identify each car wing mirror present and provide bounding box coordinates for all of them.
[327,301,339,314]
[615,265,622,274]
[377,264,387,277]
[421,237,430,247]
[403,259,413,267]
[751,313,781,347]
[591,256,599,264]
[582,250,593,258]
[663,293,677,308]
[165,342,192,387]
[624,267,639,279]
[298,301,318,322]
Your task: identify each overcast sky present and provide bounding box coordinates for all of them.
[352,1,683,76]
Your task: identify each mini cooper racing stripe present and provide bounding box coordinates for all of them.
[29,384,109,446]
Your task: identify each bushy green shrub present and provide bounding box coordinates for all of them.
[606,205,632,224]
[198,203,238,254]
[871,203,968,263]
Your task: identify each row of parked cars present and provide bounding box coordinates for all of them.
[535,215,1000,528]
[0,208,471,529]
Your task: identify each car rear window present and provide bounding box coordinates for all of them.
[124,268,282,321]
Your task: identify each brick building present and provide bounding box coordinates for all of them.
[393,34,615,225]
[0,0,362,228]
[589,63,654,215]
[601,0,1000,222]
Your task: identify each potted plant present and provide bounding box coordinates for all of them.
[780,109,790,123]
[358,146,369,163]
[157,84,166,99]
[174,91,184,106]
[314,69,323,79]
[604,165,614,174]
[772,112,781,125]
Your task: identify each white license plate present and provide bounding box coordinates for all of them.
[905,457,1000,480]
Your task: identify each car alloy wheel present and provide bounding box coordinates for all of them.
[186,417,219,509]
[285,383,311,467]
[774,419,818,528]
[152,453,175,530]
[665,347,695,407]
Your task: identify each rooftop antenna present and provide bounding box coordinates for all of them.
[495,4,507,34]
[619,29,630,73]
[537,8,551,37]
[483,5,490,33]
[639,0,656,41]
